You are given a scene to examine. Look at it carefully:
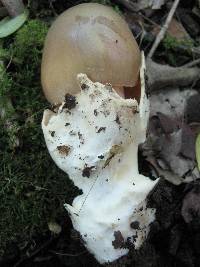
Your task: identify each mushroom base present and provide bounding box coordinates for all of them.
[42,71,158,263]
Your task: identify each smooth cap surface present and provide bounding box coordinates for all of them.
[41,3,141,103]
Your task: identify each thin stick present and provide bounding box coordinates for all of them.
[182,58,200,68]
[49,250,87,257]
[146,58,200,91]
[147,0,180,59]
[14,238,55,267]
[78,174,99,214]
[116,0,138,12]
[139,12,161,28]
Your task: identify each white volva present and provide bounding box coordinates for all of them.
[42,61,158,263]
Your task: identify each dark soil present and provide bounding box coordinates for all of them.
[2,179,200,267]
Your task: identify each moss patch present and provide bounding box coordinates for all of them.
[163,34,194,51]
[0,20,78,254]
[162,34,195,65]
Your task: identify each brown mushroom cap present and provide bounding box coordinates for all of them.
[41,3,141,104]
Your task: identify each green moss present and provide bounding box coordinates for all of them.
[163,34,194,52]
[162,34,195,65]
[0,71,12,97]
[14,19,48,60]
[0,19,78,254]
[12,19,48,86]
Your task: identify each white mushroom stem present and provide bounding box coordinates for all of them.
[42,66,158,263]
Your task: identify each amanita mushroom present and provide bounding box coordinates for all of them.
[41,3,141,103]
[41,3,158,264]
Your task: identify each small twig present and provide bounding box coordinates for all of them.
[146,59,200,91]
[182,58,200,68]
[49,250,87,257]
[5,54,12,70]
[147,0,180,58]
[49,0,58,16]
[115,0,138,12]
[14,237,55,267]
[169,44,200,57]
[1,0,24,17]
[78,174,100,214]
[138,12,161,27]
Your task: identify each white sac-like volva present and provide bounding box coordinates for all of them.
[42,70,158,263]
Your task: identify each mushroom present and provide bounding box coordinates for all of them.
[41,3,141,103]
[42,70,158,263]
[41,3,158,264]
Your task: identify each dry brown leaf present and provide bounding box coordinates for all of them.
[152,18,189,40]
[133,0,165,10]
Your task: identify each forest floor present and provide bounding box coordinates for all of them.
[0,0,200,266]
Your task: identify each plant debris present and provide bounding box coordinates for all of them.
[112,231,125,249]
[63,94,77,110]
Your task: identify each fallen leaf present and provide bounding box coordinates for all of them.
[181,183,200,223]
[150,0,165,9]
[0,9,28,38]
[131,0,165,11]
[185,94,200,124]
[152,18,189,40]
[156,112,178,134]
[177,8,200,38]
[144,112,196,184]
[195,133,200,171]
[180,125,195,160]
